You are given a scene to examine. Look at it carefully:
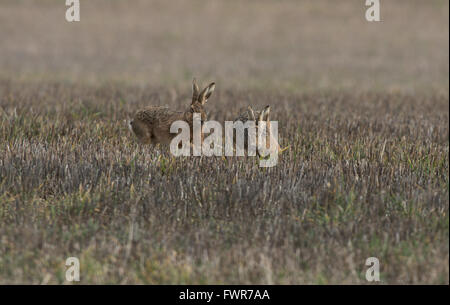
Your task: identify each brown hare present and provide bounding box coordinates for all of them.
[234,105,287,156]
[129,79,215,145]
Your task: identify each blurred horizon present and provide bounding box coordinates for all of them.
[0,0,448,93]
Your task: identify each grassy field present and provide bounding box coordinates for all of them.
[0,1,448,284]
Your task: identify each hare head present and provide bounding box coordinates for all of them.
[235,105,288,155]
[235,105,271,129]
[190,78,216,122]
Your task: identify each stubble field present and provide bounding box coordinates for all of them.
[0,0,448,284]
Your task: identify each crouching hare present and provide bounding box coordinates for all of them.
[129,79,215,145]
[234,105,288,156]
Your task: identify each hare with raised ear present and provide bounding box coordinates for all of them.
[129,79,215,145]
[234,105,288,155]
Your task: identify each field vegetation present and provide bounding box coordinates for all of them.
[0,0,448,284]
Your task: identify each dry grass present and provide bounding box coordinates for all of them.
[0,1,448,284]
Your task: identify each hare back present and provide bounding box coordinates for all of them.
[133,106,187,145]
[136,106,185,126]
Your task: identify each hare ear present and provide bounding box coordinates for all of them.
[199,82,215,104]
[192,78,200,103]
[259,105,270,121]
[248,106,256,121]
[264,105,270,122]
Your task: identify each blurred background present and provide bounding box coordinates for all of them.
[0,0,448,93]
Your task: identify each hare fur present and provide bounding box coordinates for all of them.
[129,79,215,145]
